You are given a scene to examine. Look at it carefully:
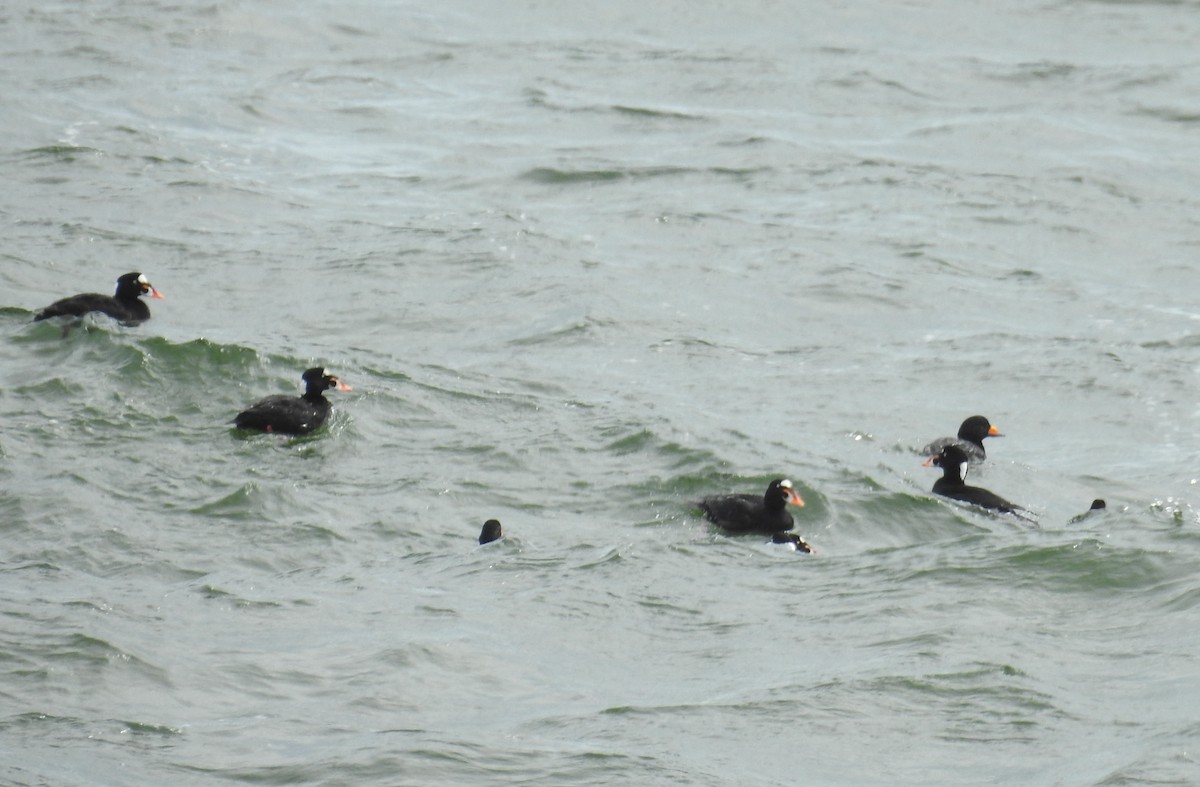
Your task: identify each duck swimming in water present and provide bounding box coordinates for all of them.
[234,367,351,435]
[696,478,805,534]
[771,531,815,554]
[924,444,1022,513]
[34,272,164,326]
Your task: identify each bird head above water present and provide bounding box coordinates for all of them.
[301,367,352,396]
[116,272,165,301]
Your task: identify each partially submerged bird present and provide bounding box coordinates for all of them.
[479,519,503,545]
[771,531,815,554]
[921,415,1002,462]
[924,444,1022,514]
[234,367,351,435]
[34,272,164,325]
[696,478,805,534]
[1068,499,1107,524]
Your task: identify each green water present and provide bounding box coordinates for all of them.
[5,0,1200,784]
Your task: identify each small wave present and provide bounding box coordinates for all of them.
[197,584,286,609]
[506,318,596,347]
[21,144,103,162]
[1160,582,1200,613]
[1136,105,1200,124]
[189,483,273,518]
[520,165,692,185]
[0,305,35,321]
[117,719,184,736]
[983,60,1081,83]
[955,539,1173,595]
[874,664,1064,742]
[610,104,703,121]
[43,634,170,686]
[1,712,88,732]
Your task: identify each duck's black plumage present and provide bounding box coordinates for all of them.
[921,415,1002,461]
[479,519,503,545]
[696,478,805,534]
[34,272,164,325]
[234,367,350,435]
[926,444,1020,513]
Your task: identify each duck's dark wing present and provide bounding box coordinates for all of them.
[37,293,115,320]
[962,486,1018,512]
[697,494,758,530]
[697,493,790,533]
[234,395,327,435]
[933,479,1020,513]
[34,293,150,324]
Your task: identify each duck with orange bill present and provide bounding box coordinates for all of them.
[696,478,806,535]
[234,367,351,435]
[34,271,165,326]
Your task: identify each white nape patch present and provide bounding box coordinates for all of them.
[137,274,149,284]
[959,463,970,483]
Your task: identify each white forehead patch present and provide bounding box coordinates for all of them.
[137,274,149,284]
[780,479,793,489]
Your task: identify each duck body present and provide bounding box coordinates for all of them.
[931,475,1019,512]
[921,415,1001,461]
[697,478,805,534]
[926,445,1020,513]
[34,272,164,325]
[235,367,350,435]
[235,394,332,435]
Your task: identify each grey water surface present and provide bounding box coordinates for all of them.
[3,1,1200,784]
